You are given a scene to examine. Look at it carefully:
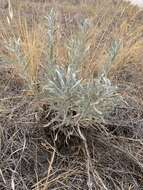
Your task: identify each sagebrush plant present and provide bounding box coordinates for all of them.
[1,5,121,119]
[1,6,122,130]
[42,9,122,135]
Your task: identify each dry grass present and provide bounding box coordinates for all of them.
[1,1,46,92]
[1,0,143,82]
[1,0,143,190]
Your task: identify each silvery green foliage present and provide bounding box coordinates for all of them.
[44,9,90,80]
[43,14,121,130]
[67,19,90,70]
[3,37,28,77]
[3,36,43,91]
[43,63,120,129]
[4,37,26,66]
[43,64,82,126]
[45,8,57,65]
[102,40,120,78]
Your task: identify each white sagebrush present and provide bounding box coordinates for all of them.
[42,14,121,131]
[3,37,33,89]
[45,8,57,65]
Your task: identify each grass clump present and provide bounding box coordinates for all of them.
[1,8,45,93]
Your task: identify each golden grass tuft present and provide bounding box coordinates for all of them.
[17,18,45,83]
[0,11,46,92]
[79,1,143,81]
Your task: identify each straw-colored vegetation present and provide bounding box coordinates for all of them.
[0,0,143,190]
